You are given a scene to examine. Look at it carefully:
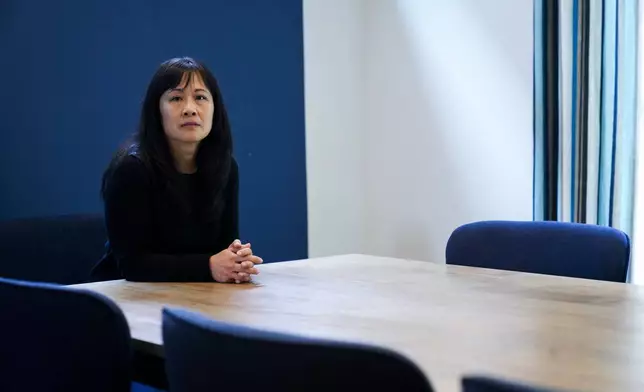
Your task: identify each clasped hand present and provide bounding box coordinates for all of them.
[209,239,263,283]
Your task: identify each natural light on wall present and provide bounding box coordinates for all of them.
[633,2,644,285]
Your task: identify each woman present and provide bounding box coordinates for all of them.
[92,57,262,283]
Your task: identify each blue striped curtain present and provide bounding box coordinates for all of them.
[533,0,638,246]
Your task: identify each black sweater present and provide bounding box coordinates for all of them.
[94,154,239,282]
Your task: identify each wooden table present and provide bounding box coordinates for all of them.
[74,254,644,392]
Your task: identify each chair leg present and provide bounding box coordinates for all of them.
[132,350,168,390]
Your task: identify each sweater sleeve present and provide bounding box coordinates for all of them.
[103,156,214,282]
[220,158,240,245]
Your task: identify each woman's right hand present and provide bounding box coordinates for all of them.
[209,247,262,283]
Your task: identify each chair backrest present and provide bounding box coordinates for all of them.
[0,213,107,284]
[162,308,434,392]
[445,220,630,282]
[0,277,132,392]
[462,376,570,392]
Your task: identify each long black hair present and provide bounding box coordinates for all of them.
[102,57,233,220]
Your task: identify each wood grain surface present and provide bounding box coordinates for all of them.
[73,254,644,392]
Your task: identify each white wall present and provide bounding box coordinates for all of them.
[303,0,366,257]
[631,1,644,285]
[304,0,534,262]
[361,0,534,262]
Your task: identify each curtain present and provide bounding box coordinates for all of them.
[533,0,638,240]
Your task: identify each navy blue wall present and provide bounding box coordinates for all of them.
[0,0,307,262]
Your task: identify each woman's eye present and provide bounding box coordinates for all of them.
[196,95,208,101]
[169,96,182,102]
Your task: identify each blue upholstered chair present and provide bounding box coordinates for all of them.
[162,308,434,392]
[462,375,569,392]
[0,214,107,284]
[0,277,132,391]
[446,220,630,282]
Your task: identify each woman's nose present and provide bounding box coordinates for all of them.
[182,107,197,116]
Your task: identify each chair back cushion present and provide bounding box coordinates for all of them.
[0,277,131,392]
[162,308,434,392]
[446,220,630,282]
[0,214,107,284]
[462,375,567,392]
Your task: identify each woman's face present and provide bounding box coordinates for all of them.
[159,72,214,146]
